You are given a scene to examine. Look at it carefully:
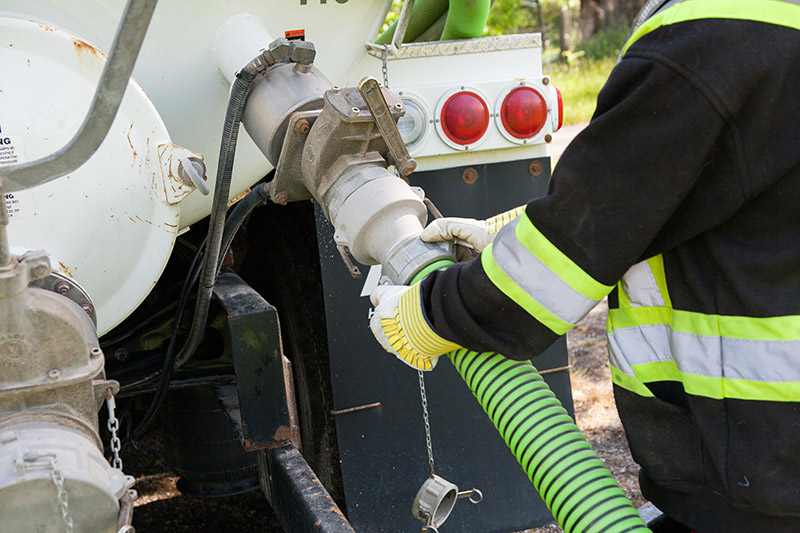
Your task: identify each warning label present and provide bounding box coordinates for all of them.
[0,135,26,167]
[4,190,36,220]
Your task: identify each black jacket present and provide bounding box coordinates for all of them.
[422,16,800,532]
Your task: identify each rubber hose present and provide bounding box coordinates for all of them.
[215,181,271,277]
[441,0,491,41]
[409,262,649,533]
[173,69,257,369]
[413,12,448,42]
[376,0,449,44]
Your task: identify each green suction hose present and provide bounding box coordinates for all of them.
[376,0,491,45]
[410,261,649,533]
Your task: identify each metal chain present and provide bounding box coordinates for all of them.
[417,369,435,477]
[106,388,123,470]
[381,44,390,88]
[50,458,74,533]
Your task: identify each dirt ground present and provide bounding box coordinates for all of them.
[127,299,645,532]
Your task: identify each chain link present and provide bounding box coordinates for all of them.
[106,388,123,470]
[381,44,390,88]
[417,369,435,477]
[50,458,74,533]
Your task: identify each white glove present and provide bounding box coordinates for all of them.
[420,206,526,256]
[369,283,460,371]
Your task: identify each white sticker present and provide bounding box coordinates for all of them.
[4,190,36,220]
[0,134,27,167]
[360,265,383,297]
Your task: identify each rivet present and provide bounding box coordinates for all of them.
[48,369,60,381]
[462,167,478,184]
[528,160,544,177]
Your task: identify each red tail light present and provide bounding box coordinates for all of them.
[555,86,563,132]
[500,86,547,139]
[440,91,489,146]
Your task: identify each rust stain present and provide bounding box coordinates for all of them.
[72,38,107,59]
[26,58,30,67]
[58,261,74,278]
[38,23,56,32]
[127,215,136,223]
[165,223,177,228]
[273,425,292,442]
[126,123,137,167]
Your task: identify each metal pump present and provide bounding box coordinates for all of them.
[0,180,132,533]
[241,39,453,284]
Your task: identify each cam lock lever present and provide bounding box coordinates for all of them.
[358,76,417,178]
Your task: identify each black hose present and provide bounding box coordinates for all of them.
[173,68,257,369]
[128,68,260,439]
[216,181,271,277]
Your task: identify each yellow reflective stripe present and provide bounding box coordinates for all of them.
[486,205,526,235]
[398,283,460,354]
[610,366,655,397]
[610,306,800,341]
[622,0,800,56]
[482,242,573,334]
[616,282,632,309]
[646,255,671,307]
[515,214,614,301]
[612,360,800,402]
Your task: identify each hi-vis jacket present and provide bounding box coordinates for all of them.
[421,0,800,530]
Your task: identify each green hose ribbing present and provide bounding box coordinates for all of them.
[376,0,490,44]
[409,262,649,532]
[448,350,649,532]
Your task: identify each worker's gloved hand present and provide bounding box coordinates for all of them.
[420,205,526,259]
[369,282,461,371]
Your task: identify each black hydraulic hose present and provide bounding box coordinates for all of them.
[127,182,271,439]
[215,181,272,277]
[172,68,257,369]
[126,65,265,439]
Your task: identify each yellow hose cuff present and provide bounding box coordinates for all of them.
[486,205,526,235]
[380,283,460,370]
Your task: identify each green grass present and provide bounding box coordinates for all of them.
[545,56,617,125]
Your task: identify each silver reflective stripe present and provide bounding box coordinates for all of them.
[620,261,664,308]
[609,323,800,382]
[492,219,599,325]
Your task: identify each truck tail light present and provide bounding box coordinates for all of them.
[397,99,427,148]
[440,91,489,145]
[500,86,547,139]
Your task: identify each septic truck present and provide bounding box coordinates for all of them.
[0,0,657,531]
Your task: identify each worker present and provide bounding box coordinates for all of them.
[369,0,800,531]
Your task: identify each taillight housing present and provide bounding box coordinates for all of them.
[396,96,429,150]
[498,85,547,141]
[436,89,490,149]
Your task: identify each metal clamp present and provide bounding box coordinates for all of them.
[357,76,417,177]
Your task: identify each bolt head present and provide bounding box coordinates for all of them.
[290,41,316,65]
[79,301,94,315]
[268,38,291,62]
[275,192,289,205]
[462,167,478,184]
[47,369,60,381]
[54,281,71,295]
[31,263,49,279]
[295,119,311,134]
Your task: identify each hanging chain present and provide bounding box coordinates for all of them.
[381,44,390,88]
[50,458,74,533]
[106,388,123,470]
[418,369,435,477]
